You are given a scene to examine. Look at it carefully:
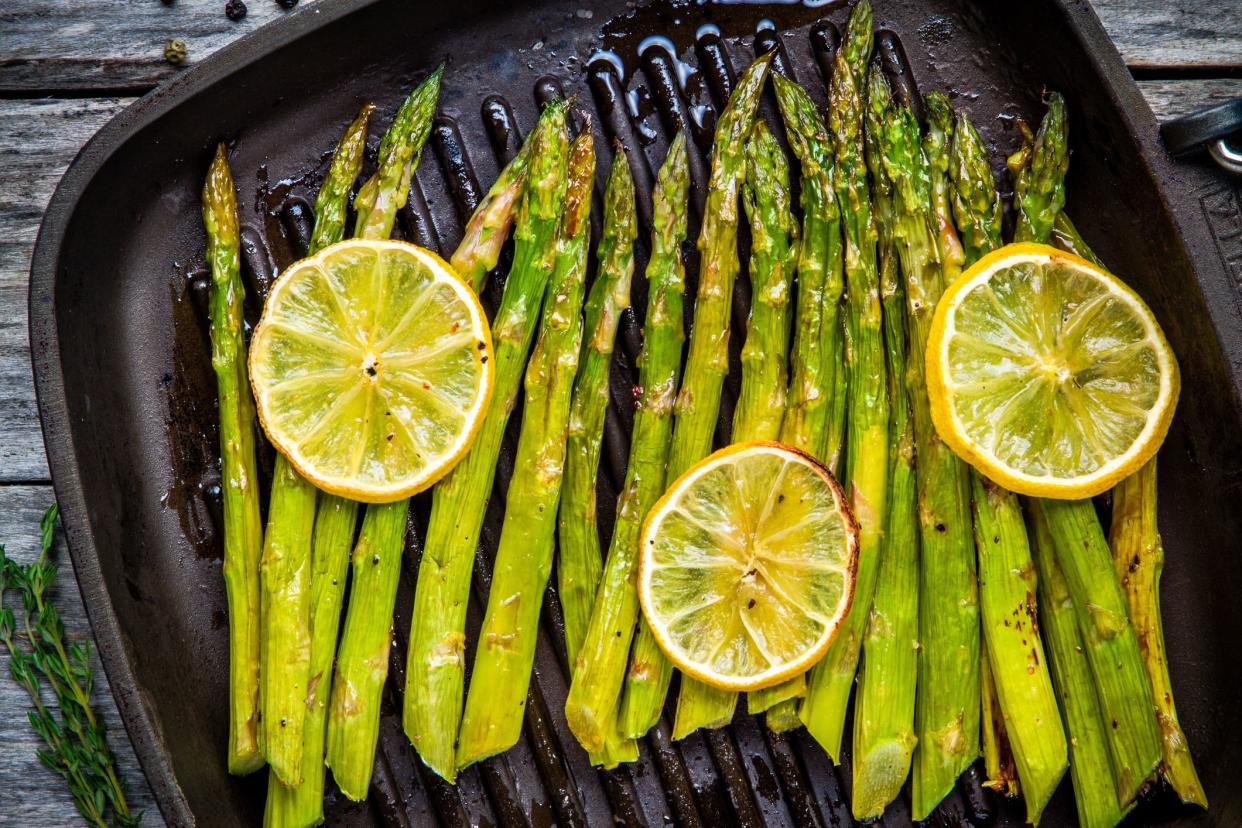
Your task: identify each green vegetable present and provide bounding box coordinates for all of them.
[263,102,373,828]
[800,3,889,763]
[891,91,985,822]
[203,143,266,776]
[1015,94,1160,809]
[558,146,637,673]
[1030,508,1132,828]
[403,102,570,782]
[622,54,772,739]
[456,130,595,768]
[849,65,918,819]
[321,69,444,799]
[452,138,533,293]
[564,134,689,758]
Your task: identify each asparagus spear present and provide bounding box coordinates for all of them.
[564,134,690,756]
[731,120,796,444]
[1038,116,1190,806]
[849,65,918,819]
[737,118,800,721]
[980,652,1019,798]
[1110,460,1206,807]
[772,74,836,463]
[921,93,965,288]
[762,72,848,732]
[799,6,889,761]
[948,108,1069,823]
[875,90,983,820]
[1014,94,1160,807]
[1030,508,1132,828]
[263,104,373,826]
[674,120,798,738]
[457,131,595,767]
[452,139,532,293]
[558,146,637,671]
[621,54,772,739]
[203,144,265,776]
[972,474,1068,821]
[403,102,570,782]
[322,70,444,801]
[1029,497,1160,807]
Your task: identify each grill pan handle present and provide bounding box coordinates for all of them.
[1160,98,1242,174]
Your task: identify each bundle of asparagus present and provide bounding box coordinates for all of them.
[198,7,1208,824]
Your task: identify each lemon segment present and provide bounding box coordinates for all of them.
[249,239,493,503]
[927,243,1179,499]
[638,441,858,692]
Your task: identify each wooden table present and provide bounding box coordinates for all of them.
[0,1,1238,824]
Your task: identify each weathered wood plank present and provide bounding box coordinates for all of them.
[1138,78,1242,121]
[0,97,132,483]
[0,485,161,826]
[1092,0,1242,71]
[0,0,1238,92]
[0,0,318,92]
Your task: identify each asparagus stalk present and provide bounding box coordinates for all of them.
[564,134,690,755]
[353,66,443,238]
[949,107,1070,822]
[1110,460,1207,807]
[731,120,796,444]
[772,74,836,462]
[403,102,570,782]
[323,70,444,800]
[800,5,889,761]
[264,105,372,824]
[621,54,772,739]
[849,65,918,819]
[1014,94,1160,807]
[972,474,1067,822]
[980,652,1019,798]
[1030,508,1132,828]
[921,93,965,288]
[673,120,797,737]
[203,144,265,776]
[1030,498,1160,807]
[762,73,846,732]
[452,139,532,293]
[558,146,637,671]
[457,131,595,767]
[876,92,983,820]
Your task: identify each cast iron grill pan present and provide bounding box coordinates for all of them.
[29,0,1242,826]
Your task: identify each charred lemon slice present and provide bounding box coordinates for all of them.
[637,441,858,692]
[249,239,493,503]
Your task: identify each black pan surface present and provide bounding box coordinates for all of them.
[29,0,1242,825]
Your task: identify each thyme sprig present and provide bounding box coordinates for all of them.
[0,504,140,828]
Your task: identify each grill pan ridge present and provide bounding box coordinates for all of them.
[28,0,1242,826]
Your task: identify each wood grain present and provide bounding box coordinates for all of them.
[1092,0,1242,71]
[1138,78,1242,121]
[0,485,160,826]
[0,0,1239,92]
[0,98,132,484]
[0,0,318,93]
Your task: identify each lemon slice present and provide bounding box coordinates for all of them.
[637,441,859,692]
[927,242,1179,499]
[249,239,493,503]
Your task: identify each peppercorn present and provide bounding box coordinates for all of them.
[276,0,298,8]
[164,39,188,66]
[225,0,247,21]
